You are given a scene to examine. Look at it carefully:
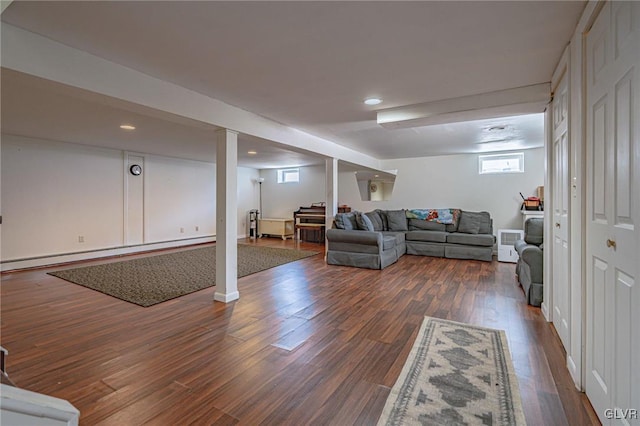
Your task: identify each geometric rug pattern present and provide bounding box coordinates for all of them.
[377,317,526,425]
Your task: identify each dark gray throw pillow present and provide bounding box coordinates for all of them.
[458,211,481,234]
[365,211,384,231]
[334,212,357,230]
[356,212,375,231]
[375,209,389,230]
[386,209,408,231]
[343,212,357,230]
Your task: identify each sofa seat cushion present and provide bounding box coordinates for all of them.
[382,235,398,250]
[382,231,406,245]
[447,232,495,247]
[405,230,448,243]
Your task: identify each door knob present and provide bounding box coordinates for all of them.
[606,239,616,249]
[555,223,560,228]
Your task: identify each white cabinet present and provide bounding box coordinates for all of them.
[259,218,294,240]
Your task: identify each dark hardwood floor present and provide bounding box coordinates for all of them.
[1,238,599,425]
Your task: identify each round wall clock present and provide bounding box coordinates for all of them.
[369,183,378,193]
[129,164,142,176]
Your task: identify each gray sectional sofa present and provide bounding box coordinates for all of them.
[326,209,495,269]
[514,218,544,306]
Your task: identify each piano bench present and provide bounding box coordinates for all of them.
[295,223,326,243]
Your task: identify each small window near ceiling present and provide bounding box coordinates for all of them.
[277,168,300,183]
[479,153,525,174]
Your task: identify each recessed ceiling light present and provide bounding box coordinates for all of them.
[374,174,379,178]
[247,150,257,155]
[364,98,382,106]
[120,124,136,130]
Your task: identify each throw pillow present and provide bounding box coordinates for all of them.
[375,209,389,230]
[365,211,384,231]
[342,212,357,230]
[335,212,357,230]
[458,211,481,234]
[386,209,408,231]
[445,209,462,232]
[356,212,375,231]
[476,211,492,234]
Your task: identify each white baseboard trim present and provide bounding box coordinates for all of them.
[214,291,240,303]
[541,301,551,321]
[1,236,217,272]
[566,355,582,390]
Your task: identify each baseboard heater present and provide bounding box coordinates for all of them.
[1,235,217,272]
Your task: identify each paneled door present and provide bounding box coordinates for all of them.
[585,2,640,424]
[126,154,144,245]
[551,69,570,350]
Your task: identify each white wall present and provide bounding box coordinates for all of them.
[144,154,216,242]
[1,134,259,264]
[260,165,325,218]
[2,136,125,260]
[340,148,545,234]
[237,167,260,236]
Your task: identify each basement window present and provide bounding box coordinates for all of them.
[479,153,524,174]
[277,168,300,183]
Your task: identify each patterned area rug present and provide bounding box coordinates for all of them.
[48,244,318,307]
[378,317,526,426]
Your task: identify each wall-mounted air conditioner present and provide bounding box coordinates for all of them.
[497,229,524,263]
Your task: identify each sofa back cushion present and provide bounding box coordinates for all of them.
[458,211,492,234]
[386,209,408,231]
[408,219,446,232]
[524,217,544,245]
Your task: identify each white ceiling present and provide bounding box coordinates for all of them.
[1,1,585,166]
[1,69,325,168]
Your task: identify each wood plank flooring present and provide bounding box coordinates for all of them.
[1,238,599,425]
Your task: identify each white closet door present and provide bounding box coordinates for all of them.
[585,2,640,424]
[551,69,571,350]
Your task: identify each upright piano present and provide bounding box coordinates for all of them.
[293,204,351,243]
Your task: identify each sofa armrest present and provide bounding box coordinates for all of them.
[520,245,543,283]
[326,229,382,246]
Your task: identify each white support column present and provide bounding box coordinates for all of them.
[214,129,239,303]
[325,158,338,257]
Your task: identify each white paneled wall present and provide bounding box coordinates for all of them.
[1,134,259,266]
[2,136,125,260]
